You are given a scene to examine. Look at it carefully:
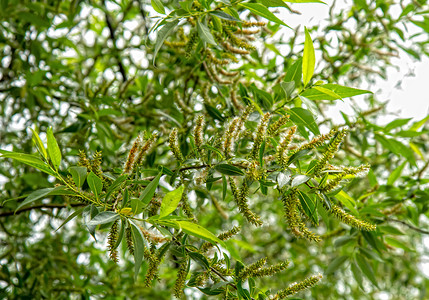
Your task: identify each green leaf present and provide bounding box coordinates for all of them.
[351,261,364,290]
[0,150,56,177]
[355,254,379,288]
[129,221,146,280]
[302,27,315,87]
[204,103,225,121]
[105,174,128,201]
[47,127,62,171]
[15,186,70,212]
[384,118,412,132]
[154,219,225,248]
[139,172,162,205]
[210,11,241,22]
[291,175,310,187]
[384,237,414,252]
[56,207,86,231]
[151,0,165,14]
[260,0,290,8]
[87,171,103,200]
[312,86,342,100]
[197,20,217,45]
[68,166,87,188]
[177,221,225,247]
[335,190,358,216]
[87,211,119,226]
[30,128,47,160]
[214,164,245,176]
[387,161,406,185]
[153,19,180,64]
[287,149,311,166]
[409,115,429,131]
[300,84,372,100]
[297,191,318,225]
[160,185,185,218]
[325,255,348,275]
[283,0,325,3]
[239,3,288,27]
[284,58,302,87]
[288,107,320,135]
[188,252,210,269]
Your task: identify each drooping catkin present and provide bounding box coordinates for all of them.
[273,274,323,299]
[169,128,185,163]
[174,259,189,298]
[313,128,348,176]
[108,220,119,263]
[277,126,297,168]
[250,112,270,160]
[123,135,141,173]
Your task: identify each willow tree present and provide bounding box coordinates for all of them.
[1,0,429,299]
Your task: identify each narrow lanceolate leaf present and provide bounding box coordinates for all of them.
[355,254,379,288]
[288,107,320,135]
[56,206,86,231]
[176,221,226,248]
[325,255,348,275]
[313,86,342,100]
[283,0,326,3]
[153,19,180,64]
[139,172,162,205]
[0,150,56,177]
[129,221,146,280]
[387,161,406,185]
[159,185,185,218]
[68,166,87,188]
[210,10,241,22]
[297,190,318,225]
[30,128,47,160]
[15,186,70,212]
[87,171,103,200]
[47,127,62,171]
[197,20,216,45]
[151,0,165,14]
[87,211,119,226]
[239,3,288,27]
[214,164,245,176]
[300,84,372,100]
[302,27,315,87]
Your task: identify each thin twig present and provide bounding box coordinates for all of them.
[0,203,85,217]
[386,217,429,235]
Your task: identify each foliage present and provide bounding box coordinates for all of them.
[1,0,429,299]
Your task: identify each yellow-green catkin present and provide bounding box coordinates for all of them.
[134,133,158,169]
[229,178,263,226]
[78,150,91,169]
[328,204,376,231]
[123,135,141,174]
[251,260,290,278]
[320,164,369,193]
[230,89,244,111]
[185,31,198,58]
[174,259,189,298]
[169,128,185,163]
[267,114,290,136]
[250,112,270,160]
[314,128,348,176]
[273,274,323,299]
[277,126,297,168]
[174,90,193,114]
[194,115,205,156]
[223,117,240,158]
[206,49,230,65]
[91,151,103,177]
[200,226,241,252]
[293,128,338,154]
[217,66,239,77]
[125,226,134,255]
[108,220,119,263]
[282,190,321,242]
[239,258,267,279]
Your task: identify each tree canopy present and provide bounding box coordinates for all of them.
[1,0,429,299]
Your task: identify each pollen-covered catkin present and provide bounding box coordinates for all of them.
[123,135,141,173]
[250,112,270,160]
[273,274,323,299]
[277,126,297,168]
[169,128,184,163]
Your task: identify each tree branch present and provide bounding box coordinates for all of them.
[0,203,85,218]
[386,217,429,235]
